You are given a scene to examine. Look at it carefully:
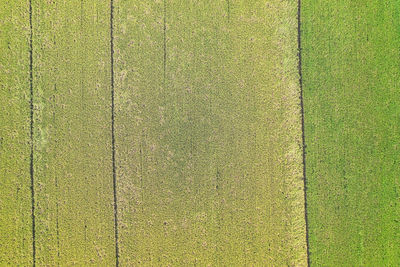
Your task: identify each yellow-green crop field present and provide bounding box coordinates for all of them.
[1,0,399,266]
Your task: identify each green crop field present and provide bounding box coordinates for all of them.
[0,0,399,266]
[0,2,32,265]
[31,1,116,265]
[302,0,400,265]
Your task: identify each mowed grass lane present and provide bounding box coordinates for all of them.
[0,1,32,265]
[32,1,116,265]
[114,0,307,265]
[302,1,400,265]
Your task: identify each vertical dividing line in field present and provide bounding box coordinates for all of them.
[110,0,120,266]
[163,0,166,88]
[297,0,310,266]
[226,0,230,21]
[29,0,36,266]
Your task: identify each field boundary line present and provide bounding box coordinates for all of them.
[227,0,230,21]
[110,0,120,265]
[163,0,166,86]
[297,0,310,266]
[29,0,36,265]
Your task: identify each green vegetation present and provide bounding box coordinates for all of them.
[3,0,399,266]
[302,0,400,265]
[31,1,115,265]
[114,0,307,265]
[0,1,32,265]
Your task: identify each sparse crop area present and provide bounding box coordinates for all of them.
[1,0,399,266]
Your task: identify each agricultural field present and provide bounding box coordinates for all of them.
[0,1,32,265]
[114,0,306,265]
[31,1,116,265]
[302,0,400,265]
[0,0,399,266]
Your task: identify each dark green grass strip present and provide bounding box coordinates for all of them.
[297,0,310,266]
[110,0,119,265]
[29,0,36,265]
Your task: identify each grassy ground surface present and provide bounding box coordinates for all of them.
[302,1,400,265]
[114,0,307,265]
[0,1,32,265]
[31,1,115,265]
